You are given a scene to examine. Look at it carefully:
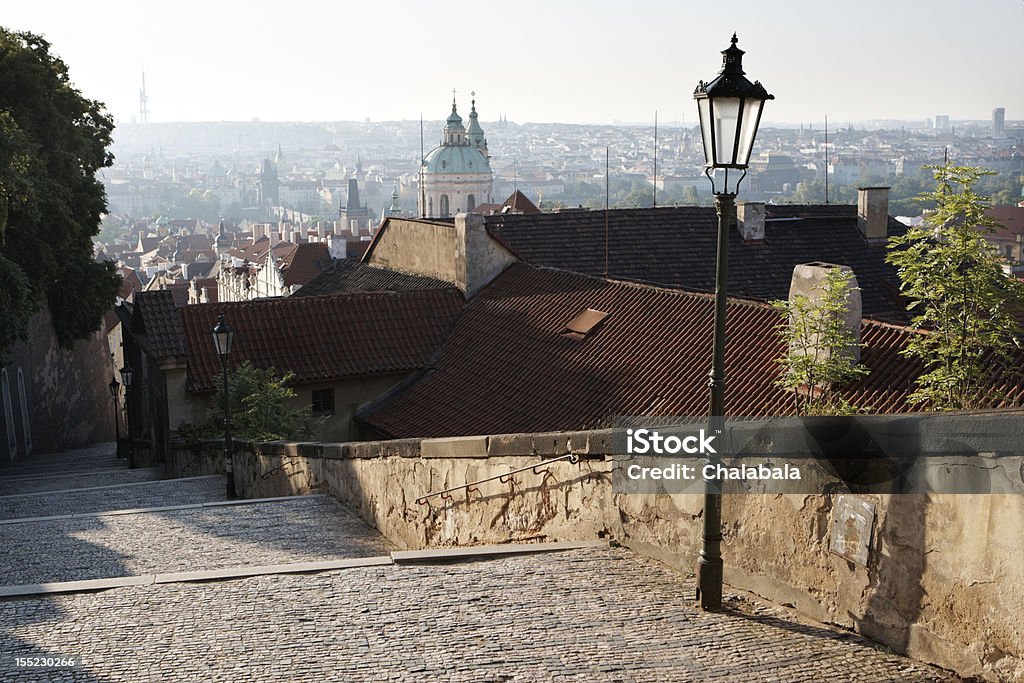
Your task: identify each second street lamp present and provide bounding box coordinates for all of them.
[119,364,135,469]
[211,314,236,500]
[693,33,773,611]
[108,376,121,459]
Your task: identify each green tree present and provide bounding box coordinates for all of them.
[772,266,869,415]
[0,29,120,353]
[886,164,1024,410]
[177,362,320,443]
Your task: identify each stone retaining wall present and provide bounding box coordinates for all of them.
[228,429,1023,682]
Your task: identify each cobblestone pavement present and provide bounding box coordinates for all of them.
[0,476,226,520]
[0,496,392,585]
[0,548,957,682]
[0,467,164,497]
[0,443,959,682]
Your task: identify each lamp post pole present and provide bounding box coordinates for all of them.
[698,191,733,610]
[221,350,235,500]
[693,34,772,611]
[109,377,121,459]
[212,314,236,500]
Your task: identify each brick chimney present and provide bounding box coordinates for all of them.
[857,187,890,246]
[788,262,862,364]
[737,201,765,242]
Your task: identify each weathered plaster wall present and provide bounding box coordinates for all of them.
[228,430,1023,682]
[365,219,458,284]
[2,309,115,461]
[289,374,409,444]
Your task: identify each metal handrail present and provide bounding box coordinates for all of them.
[415,453,580,505]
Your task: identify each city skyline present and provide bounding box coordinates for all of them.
[6,1,1024,126]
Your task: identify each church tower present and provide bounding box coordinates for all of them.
[419,92,493,218]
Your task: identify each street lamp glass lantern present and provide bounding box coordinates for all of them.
[108,376,120,398]
[119,364,133,387]
[694,34,774,175]
[211,314,234,358]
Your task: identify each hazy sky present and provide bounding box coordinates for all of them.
[5,0,1023,125]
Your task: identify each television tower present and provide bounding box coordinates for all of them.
[139,71,149,124]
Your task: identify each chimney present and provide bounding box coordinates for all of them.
[857,187,890,246]
[251,224,260,242]
[326,233,347,260]
[788,263,862,364]
[737,202,765,242]
[455,212,515,297]
[269,230,280,247]
[350,219,360,235]
[291,230,301,244]
[316,221,326,239]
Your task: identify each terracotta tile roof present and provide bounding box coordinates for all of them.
[179,290,465,393]
[118,267,144,300]
[293,260,457,297]
[130,290,187,360]
[484,205,909,321]
[987,206,1024,237]
[279,242,331,287]
[358,264,1024,439]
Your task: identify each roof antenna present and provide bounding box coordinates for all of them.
[824,114,830,205]
[653,110,658,208]
[605,146,610,278]
[419,114,425,218]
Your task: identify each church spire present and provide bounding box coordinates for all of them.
[466,91,488,158]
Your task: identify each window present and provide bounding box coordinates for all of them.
[311,388,335,415]
[467,194,476,212]
[440,195,450,217]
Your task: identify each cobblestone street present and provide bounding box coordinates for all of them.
[0,444,959,682]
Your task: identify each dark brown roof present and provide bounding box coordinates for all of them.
[293,260,457,297]
[179,290,465,393]
[500,190,542,215]
[358,264,1024,439]
[279,242,331,287]
[130,290,187,360]
[484,205,909,321]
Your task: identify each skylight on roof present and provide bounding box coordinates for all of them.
[563,308,609,339]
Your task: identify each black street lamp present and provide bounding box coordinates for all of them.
[693,33,773,611]
[108,376,122,459]
[119,364,135,469]
[211,314,236,500]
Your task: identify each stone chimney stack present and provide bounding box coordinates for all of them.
[857,186,890,246]
[455,212,516,297]
[316,221,326,240]
[789,262,862,364]
[737,201,765,242]
[326,233,347,260]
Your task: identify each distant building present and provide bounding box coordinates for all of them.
[419,95,493,218]
[340,178,370,233]
[258,157,280,207]
[934,115,950,131]
[993,107,1006,139]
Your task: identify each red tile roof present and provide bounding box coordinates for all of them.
[358,264,1024,439]
[130,290,187,360]
[179,290,465,393]
[279,242,331,287]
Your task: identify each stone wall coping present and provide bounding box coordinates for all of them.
[251,429,620,462]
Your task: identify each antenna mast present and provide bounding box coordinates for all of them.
[419,115,425,218]
[605,147,610,278]
[653,110,658,208]
[139,71,149,124]
[824,115,829,204]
